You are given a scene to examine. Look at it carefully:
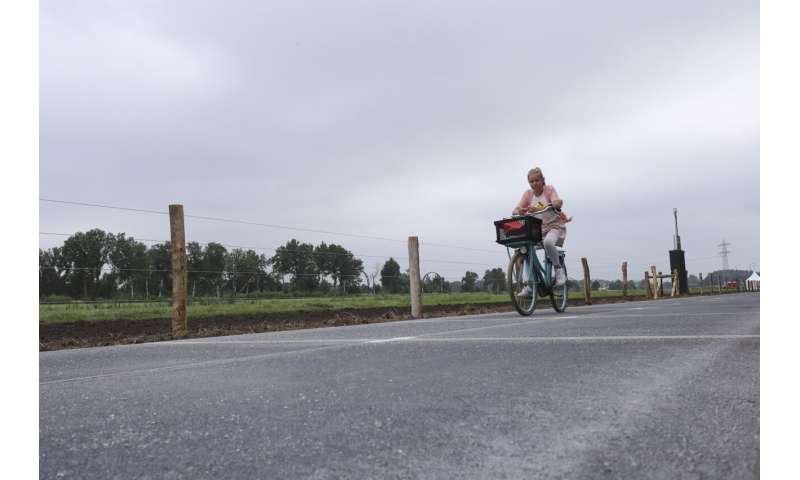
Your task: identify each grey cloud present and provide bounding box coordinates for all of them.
[40,0,760,281]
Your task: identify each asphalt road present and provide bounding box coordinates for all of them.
[40,293,760,479]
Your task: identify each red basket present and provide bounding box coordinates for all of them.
[493,216,543,245]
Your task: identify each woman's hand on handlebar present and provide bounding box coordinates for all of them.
[513,203,562,216]
[531,204,560,214]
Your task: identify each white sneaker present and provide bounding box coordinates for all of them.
[554,268,566,287]
[515,285,532,297]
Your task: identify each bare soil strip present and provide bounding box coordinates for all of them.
[39,296,658,351]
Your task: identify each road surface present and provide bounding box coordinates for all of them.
[40,293,760,479]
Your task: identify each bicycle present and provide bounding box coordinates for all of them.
[493,205,569,316]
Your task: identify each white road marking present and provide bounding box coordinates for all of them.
[42,332,759,386]
[367,336,417,344]
[39,317,579,385]
[420,316,578,338]
[584,312,742,319]
[409,334,760,343]
[155,315,579,346]
[159,331,760,346]
[162,339,367,345]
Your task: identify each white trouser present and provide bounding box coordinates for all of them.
[542,229,562,270]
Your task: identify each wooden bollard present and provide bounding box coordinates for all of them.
[670,270,676,297]
[671,269,679,297]
[622,261,628,300]
[699,273,704,295]
[169,204,188,338]
[581,257,592,305]
[651,266,659,299]
[408,236,422,318]
[644,271,653,298]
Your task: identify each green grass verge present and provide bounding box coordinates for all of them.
[39,288,741,324]
[39,292,506,324]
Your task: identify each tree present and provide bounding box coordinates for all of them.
[108,234,148,298]
[203,242,228,297]
[482,268,506,293]
[397,272,410,294]
[146,242,172,298]
[60,229,114,299]
[368,263,381,293]
[332,246,363,293]
[591,279,601,291]
[186,242,205,297]
[313,242,336,286]
[225,248,267,294]
[423,273,447,294]
[39,248,66,298]
[608,280,623,290]
[380,258,402,293]
[269,239,318,292]
[462,271,479,292]
[315,243,364,293]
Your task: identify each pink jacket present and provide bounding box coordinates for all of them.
[515,185,561,212]
[515,185,572,238]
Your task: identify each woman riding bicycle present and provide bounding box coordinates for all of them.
[512,167,571,291]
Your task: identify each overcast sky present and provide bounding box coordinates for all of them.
[39,0,759,282]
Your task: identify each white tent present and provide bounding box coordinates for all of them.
[746,272,760,291]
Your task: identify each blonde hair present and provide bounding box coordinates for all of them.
[527,167,545,184]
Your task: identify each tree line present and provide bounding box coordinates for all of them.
[39,229,511,300]
[42,230,751,301]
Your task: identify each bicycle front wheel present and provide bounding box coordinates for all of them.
[551,265,569,312]
[508,250,538,316]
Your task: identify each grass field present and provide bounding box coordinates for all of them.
[38,288,740,324]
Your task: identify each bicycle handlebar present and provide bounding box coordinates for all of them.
[512,204,561,217]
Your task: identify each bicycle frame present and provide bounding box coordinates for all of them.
[506,243,554,295]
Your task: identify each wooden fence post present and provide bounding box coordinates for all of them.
[644,271,653,298]
[699,272,703,295]
[622,261,628,300]
[671,269,679,297]
[717,274,722,293]
[169,204,188,338]
[581,257,592,305]
[408,236,422,318]
[651,266,659,299]
[670,271,675,297]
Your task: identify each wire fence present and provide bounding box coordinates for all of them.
[40,197,752,304]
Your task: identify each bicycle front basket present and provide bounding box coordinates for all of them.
[494,216,543,245]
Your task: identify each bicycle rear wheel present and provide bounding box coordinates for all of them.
[551,265,569,312]
[508,250,538,316]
